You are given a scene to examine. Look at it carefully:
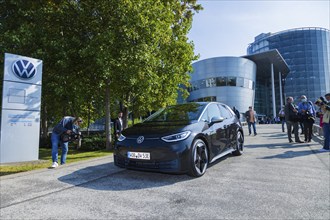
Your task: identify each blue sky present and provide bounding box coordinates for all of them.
[188,0,330,61]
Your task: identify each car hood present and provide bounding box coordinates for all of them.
[122,121,192,138]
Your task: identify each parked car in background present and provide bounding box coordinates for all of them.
[114,102,244,177]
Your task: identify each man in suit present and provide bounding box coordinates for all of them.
[114,112,124,140]
[284,96,303,143]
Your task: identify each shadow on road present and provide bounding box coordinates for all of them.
[58,162,194,191]
[262,133,287,139]
[258,149,325,159]
[245,142,310,149]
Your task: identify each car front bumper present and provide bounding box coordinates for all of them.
[113,137,192,174]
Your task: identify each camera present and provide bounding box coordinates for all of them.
[60,131,82,143]
[320,96,330,111]
[320,96,328,105]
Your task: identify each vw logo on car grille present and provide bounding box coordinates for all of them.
[136,136,144,144]
[12,59,37,80]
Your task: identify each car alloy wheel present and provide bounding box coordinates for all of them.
[189,139,208,177]
[233,130,244,156]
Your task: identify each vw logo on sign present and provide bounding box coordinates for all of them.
[136,136,144,144]
[12,59,37,80]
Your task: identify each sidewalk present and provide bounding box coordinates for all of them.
[0,155,120,209]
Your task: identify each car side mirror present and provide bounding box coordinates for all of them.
[210,116,225,124]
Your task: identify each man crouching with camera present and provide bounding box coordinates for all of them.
[51,116,83,168]
[319,93,330,152]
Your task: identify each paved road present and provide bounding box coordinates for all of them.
[0,124,329,220]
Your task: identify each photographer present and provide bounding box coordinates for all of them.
[298,95,316,143]
[319,93,330,152]
[51,116,83,168]
[315,99,324,127]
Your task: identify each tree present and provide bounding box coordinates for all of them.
[0,0,202,149]
[98,0,202,128]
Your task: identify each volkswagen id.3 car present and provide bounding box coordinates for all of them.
[114,102,244,177]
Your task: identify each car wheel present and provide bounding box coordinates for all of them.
[188,139,208,177]
[232,130,244,156]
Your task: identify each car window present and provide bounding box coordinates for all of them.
[200,109,208,122]
[207,104,222,121]
[224,105,235,118]
[218,104,233,119]
[145,103,205,122]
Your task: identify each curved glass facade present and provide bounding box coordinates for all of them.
[247,27,330,102]
[187,57,257,115]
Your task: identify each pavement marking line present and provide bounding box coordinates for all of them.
[0,169,127,210]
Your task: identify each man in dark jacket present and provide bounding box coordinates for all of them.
[284,97,303,143]
[114,112,124,140]
[51,116,82,168]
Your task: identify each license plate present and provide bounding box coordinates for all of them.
[127,151,150,160]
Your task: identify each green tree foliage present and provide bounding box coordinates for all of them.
[0,0,202,141]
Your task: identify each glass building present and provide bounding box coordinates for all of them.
[247,27,330,103]
[187,57,256,115]
[185,53,289,118]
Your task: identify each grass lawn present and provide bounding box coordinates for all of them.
[0,148,112,176]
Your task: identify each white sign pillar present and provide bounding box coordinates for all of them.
[279,72,283,108]
[271,63,276,119]
[0,53,43,163]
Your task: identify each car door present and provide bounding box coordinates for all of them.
[218,104,236,148]
[206,103,227,155]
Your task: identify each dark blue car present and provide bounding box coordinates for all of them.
[114,102,244,177]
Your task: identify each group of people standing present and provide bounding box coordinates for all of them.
[284,93,330,152]
[239,93,330,152]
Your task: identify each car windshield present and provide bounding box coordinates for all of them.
[144,103,205,122]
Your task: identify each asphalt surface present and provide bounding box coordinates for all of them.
[0,124,329,220]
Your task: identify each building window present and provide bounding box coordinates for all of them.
[189,76,254,91]
[216,77,227,86]
[206,78,216,87]
[190,96,216,102]
[227,77,236,86]
[199,79,206,89]
[248,80,253,89]
[244,78,249,88]
[192,82,199,91]
[236,77,244,87]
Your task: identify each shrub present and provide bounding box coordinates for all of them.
[40,136,51,148]
[79,135,106,151]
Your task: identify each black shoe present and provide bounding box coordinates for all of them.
[289,140,293,143]
[254,133,257,136]
[296,140,304,143]
[249,133,251,136]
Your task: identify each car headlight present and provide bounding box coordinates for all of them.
[161,131,191,143]
[118,134,126,142]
